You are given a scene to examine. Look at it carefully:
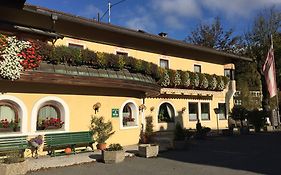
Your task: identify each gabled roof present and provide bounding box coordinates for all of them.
[0,3,252,63]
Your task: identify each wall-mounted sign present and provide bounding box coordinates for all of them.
[112,109,119,118]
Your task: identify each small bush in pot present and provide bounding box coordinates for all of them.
[174,122,188,150]
[103,143,125,164]
[90,116,115,150]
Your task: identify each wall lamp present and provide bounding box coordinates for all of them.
[93,102,101,114]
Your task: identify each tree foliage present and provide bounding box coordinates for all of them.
[244,7,281,110]
[185,17,240,53]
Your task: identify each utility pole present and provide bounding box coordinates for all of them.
[99,0,126,23]
[108,2,111,23]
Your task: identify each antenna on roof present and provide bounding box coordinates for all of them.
[99,0,127,23]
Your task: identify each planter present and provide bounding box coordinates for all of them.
[0,128,14,132]
[102,150,125,164]
[97,143,107,150]
[173,140,188,150]
[125,121,136,127]
[0,160,27,175]
[138,144,159,158]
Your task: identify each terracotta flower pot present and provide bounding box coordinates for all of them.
[97,143,107,150]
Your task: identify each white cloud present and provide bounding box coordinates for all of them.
[164,16,185,30]
[201,0,281,18]
[126,15,157,32]
[152,0,202,18]
[79,4,102,19]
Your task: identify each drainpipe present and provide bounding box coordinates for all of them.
[142,98,145,131]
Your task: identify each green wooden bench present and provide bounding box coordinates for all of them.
[0,135,28,158]
[44,131,94,157]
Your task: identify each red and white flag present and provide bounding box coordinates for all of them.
[263,45,277,98]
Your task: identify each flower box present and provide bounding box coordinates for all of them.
[37,117,64,130]
[102,150,125,164]
[138,144,159,158]
[126,121,136,127]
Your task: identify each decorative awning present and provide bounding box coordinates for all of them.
[155,88,226,100]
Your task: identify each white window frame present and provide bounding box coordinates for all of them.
[115,47,129,56]
[187,100,211,122]
[0,95,28,137]
[68,42,85,49]
[194,64,202,73]
[120,100,139,130]
[218,101,227,120]
[201,102,210,121]
[31,96,70,134]
[157,101,177,124]
[160,59,169,69]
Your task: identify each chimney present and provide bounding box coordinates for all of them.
[158,32,167,37]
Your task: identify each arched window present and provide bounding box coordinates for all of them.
[0,101,20,132]
[36,102,64,131]
[122,102,138,127]
[158,102,175,123]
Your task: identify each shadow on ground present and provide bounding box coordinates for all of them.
[159,132,281,175]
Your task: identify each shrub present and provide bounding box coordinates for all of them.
[106,143,123,151]
[190,72,200,88]
[32,40,52,62]
[4,150,25,164]
[174,122,185,141]
[145,116,154,138]
[180,71,190,88]
[174,70,181,87]
[247,110,267,132]
[96,52,107,68]
[208,75,217,90]
[216,76,225,90]
[160,69,170,87]
[143,61,152,75]
[117,55,126,70]
[222,76,230,86]
[199,74,208,89]
[150,63,161,80]
[90,116,115,144]
[168,69,176,87]
[81,49,97,66]
[51,46,82,65]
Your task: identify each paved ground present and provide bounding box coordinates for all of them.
[28,132,281,175]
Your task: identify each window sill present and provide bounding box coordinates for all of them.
[0,132,25,137]
[158,121,175,123]
[120,125,139,130]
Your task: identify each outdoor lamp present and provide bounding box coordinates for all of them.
[139,104,147,111]
[182,107,187,112]
[214,108,220,134]
[93,102,101,114]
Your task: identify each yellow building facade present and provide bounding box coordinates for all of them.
[0,4,250,147]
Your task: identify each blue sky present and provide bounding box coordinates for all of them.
[26,0,281,40]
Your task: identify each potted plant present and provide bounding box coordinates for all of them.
[173,122,187,150]
[102,143,125,164]
[138,116,159,158]
[90,116,115,150]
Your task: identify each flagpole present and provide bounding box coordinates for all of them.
[271,34,280,126]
